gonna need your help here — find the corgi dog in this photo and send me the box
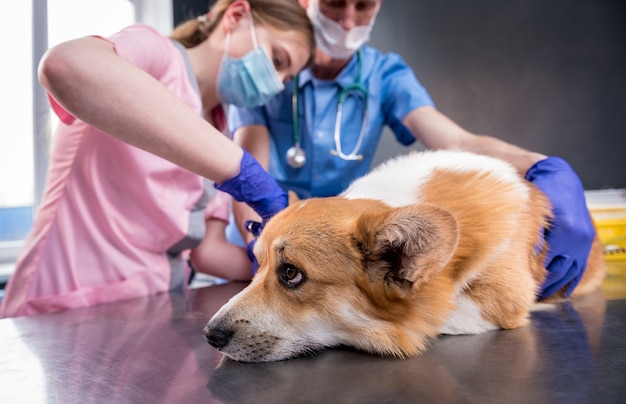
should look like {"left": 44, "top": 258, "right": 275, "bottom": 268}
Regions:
{"left": 203, "top": 150, "right": 605, "bottom": 362}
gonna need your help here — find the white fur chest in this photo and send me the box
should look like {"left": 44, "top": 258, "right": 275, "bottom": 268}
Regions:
{"left": 342, "top": 150, "right": 525, "bottom": 205}
{"left": 438, "top": 295, "right": 499, "bottom": 335}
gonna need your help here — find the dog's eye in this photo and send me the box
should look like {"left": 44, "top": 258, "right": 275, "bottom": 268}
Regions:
{"left": 278, "top": 264, "right": 305, "bottom": 289}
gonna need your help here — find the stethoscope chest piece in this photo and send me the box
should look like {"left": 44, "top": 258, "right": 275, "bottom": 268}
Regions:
{"left": 286, "top": 144, "right": 307, "bottom": 168}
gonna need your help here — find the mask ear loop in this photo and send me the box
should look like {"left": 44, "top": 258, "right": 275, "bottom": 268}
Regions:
{"left": 247, "top": 11, "right": 259, "bottom": 49}
{"left": 224, "top": 9, "right": 258, "bottom": 55}
{"left": 224, "top": 30, "right": 231, "bottom": 55}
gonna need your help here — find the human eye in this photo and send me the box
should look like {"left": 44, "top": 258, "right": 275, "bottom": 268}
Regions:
{"left": 325, "top": 0, "right": 346, "bottom": 9}
{"left": 272, "top": 48, "right": 289, "bottom": 71}
{"left": 356, "top": 1, "right": 377, "bottom": 12}
{"left": 273, "top": 54, "right": 282, "bottom": 69}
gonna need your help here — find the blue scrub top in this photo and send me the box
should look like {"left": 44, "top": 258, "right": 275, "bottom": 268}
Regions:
{"left": 228, "top": 45, "right": 435, "bottom": 198}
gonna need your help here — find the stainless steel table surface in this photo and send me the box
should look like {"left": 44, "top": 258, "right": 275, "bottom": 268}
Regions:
{"left": 1, "top": 281, "right": 625, "bottom": 403}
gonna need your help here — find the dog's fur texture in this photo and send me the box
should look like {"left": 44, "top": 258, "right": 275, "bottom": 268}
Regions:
{"left": 204, "top": 150, "right": 606, "bottom": 362}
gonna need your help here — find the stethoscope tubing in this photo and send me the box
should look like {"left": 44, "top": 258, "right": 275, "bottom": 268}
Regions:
{"left": 288, "top": 49, "right": 367, "bottom": 168}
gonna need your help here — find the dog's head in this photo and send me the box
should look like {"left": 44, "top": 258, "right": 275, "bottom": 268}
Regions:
{"left": 203, "top": 196, "right": 459, "bottom": 361}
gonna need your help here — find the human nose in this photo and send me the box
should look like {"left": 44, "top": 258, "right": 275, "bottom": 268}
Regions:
{"left": 337, "top": 6, "right": 357, "bottom": 30}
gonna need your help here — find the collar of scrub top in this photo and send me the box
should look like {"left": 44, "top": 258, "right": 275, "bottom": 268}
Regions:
{"left": 290, "top": 49, "right": 368, "bottom": 166}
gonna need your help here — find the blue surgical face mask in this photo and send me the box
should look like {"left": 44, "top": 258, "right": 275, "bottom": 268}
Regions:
{"left": 217, "top": 13, "right": 285, "bottom": 108}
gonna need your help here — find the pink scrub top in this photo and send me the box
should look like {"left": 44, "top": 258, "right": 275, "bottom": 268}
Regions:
{"left": 0, "top": 24, "right": 211, "bottom": 317}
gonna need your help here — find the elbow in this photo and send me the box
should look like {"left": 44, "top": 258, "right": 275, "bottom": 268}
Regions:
{"left": 38, "top": 38, "right": 97, "bottom": 96}
{"left": 38, "top": 43, "right": 74, "bottom": 93}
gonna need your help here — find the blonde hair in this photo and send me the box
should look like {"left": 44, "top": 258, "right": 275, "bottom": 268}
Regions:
{"left": 170, "top": 0, "right": 315, "bottom": 66}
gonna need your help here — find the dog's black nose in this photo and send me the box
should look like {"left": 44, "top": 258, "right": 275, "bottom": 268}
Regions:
{"left": 204, "top": 326, "right": 234, "bottom": 349}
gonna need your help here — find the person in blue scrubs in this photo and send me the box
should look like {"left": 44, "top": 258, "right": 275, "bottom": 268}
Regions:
{"left": 221, "top": 0, "right": 596, "bottom": 300}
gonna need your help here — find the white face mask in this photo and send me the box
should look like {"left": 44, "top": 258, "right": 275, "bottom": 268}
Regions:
{"left": 307, "top": 0, "right": 378, "bottom": 60}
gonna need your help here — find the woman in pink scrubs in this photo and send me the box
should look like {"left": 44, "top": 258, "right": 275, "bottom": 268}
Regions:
{"left": 0, "top": 0, "right": 314, "bottom": 317}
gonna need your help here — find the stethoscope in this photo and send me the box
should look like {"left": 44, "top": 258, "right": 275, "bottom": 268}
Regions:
{"left": 286, "top": 49, "right": 368, "bottom": 169}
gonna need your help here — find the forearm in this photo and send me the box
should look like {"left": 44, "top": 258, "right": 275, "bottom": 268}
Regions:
{"left": 404, "top": 107, "right": 546, "bottom": 176}
{"left": 233, "top": 201, "right": 261, "bottom": 245}
{"left": 190, "top": 220, "right": 253, "bottom": 281}
{"left": 39, "top": 37, "right": 242, "bottom": 183}
{"left": 458, "top": 134, "right": 546, "bottom": 176}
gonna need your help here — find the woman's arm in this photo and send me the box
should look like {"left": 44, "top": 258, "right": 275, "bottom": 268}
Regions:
{"left": 402, "top": 106, "right": 546, "bottom": 175}
{"left": 39, "top": 36, "right": 243, "bottom": 183}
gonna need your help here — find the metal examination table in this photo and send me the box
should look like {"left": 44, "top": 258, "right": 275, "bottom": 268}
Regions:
{"left": 1, "top": 280, "right": 625, "bottom": 403}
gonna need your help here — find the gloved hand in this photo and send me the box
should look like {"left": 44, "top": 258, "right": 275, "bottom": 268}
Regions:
{"left": 525, "top": 156, "right": 596, "bottom": 299}
{"left": 246, "top": 239, "right": 259, "bottom": 276}
{"left": 215, "top": 148, "right": 287, "bottom": 223}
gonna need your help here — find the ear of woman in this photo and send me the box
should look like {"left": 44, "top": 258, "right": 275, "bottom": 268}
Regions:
{"left": 223, "top": 0, "right": 252, "bottom": 33}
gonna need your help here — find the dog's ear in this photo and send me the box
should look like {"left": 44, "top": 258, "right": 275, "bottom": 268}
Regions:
{"left": 288, "top": 191, "right": 300, "bottom": 205}
{"left": 354, "top": 204, "right": 459, "bottom": 295}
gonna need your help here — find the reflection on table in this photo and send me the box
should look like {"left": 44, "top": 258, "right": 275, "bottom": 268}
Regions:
{"left": 1, "top": 280, "right": 625, "bottom": 403}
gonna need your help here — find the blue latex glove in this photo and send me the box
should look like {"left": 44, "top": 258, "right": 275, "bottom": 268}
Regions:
{"left": 525, "top": 157, "right": 596, "bottom": 299}
{"left": 216, "top": 150, "right": 284, "bottom": 278}
{"left": 215, "top": 149, "right": 288, "bottom": 223}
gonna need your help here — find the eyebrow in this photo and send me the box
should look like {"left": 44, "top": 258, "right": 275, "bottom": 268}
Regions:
{"left": 276, "top": 239, "right": 286, "bottom": 255}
